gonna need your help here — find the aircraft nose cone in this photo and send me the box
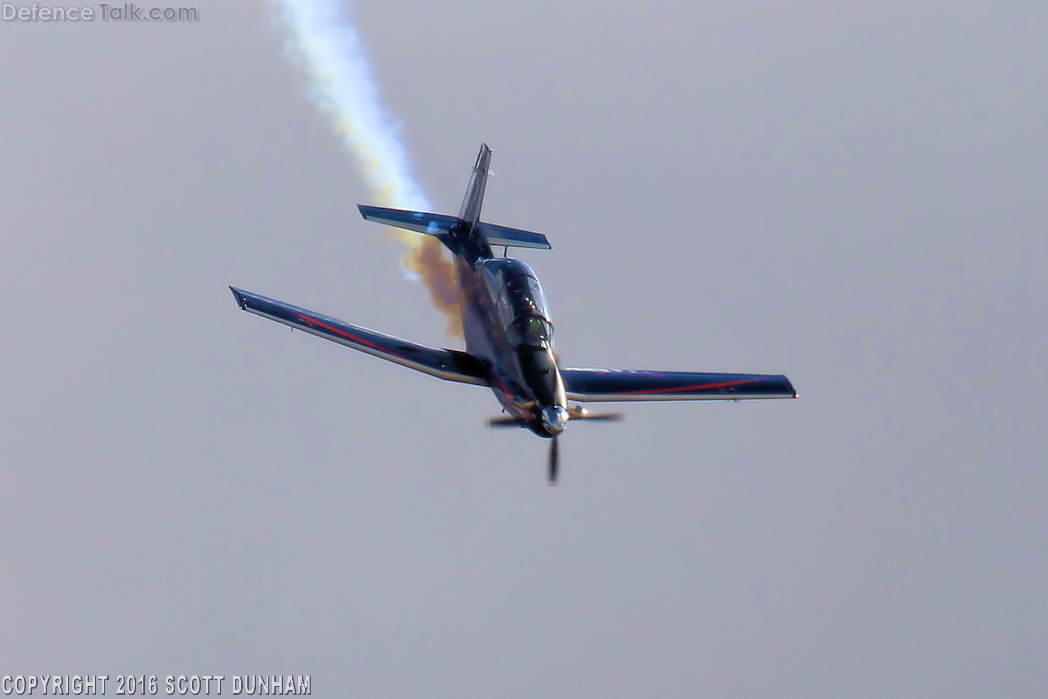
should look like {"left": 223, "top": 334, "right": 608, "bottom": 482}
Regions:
{"left": 541, "top": 405, "right": 569, "bottom": 436}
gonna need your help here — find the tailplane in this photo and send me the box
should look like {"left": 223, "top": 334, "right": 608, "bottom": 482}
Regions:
{"left": 358, "top": 144, "right": 550, "bottom": 255}
{"left": 357, "top": 206, "right": 457, "bottom": 242}
{"left": 475, "top": 221, "right": 550, "bottom": 250}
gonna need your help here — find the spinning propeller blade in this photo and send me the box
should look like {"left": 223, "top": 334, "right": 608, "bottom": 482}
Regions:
{"left": 575, "top": 412, "right": 624, "bottom": 422}
{"left": 568, "top": 407, "right": 625, "bottom": 422}
{"left": 486, "top": 416, "right": 525, "bottom": 427}
{"left": 548, "top": 437, "right": 559, "bottom": 486}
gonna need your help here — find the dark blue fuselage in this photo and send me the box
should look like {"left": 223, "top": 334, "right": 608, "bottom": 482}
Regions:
{"left": 450, "top": 238, "right": 566, "bottom": 437}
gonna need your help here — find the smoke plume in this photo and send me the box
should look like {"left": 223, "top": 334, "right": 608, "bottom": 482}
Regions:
{"left": 271, "top": 0, "right": 464, "bottom": 336}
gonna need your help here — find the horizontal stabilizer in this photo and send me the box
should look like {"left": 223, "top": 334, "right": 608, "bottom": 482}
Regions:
{"left": 358, "top": 205, "right": 458, "bottom": 237}
{"left": 561, "top": 369, "right": 796, "bottom": 402}
{"left": 475, "top": 221, "right": 551, "bottom": 250}
{"left": 230, "top": 287, "right": 489, "bottom": 386}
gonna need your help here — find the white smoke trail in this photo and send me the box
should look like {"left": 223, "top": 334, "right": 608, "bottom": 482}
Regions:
{"left": 270, "top": 0, "right": 463, "bottom": 335}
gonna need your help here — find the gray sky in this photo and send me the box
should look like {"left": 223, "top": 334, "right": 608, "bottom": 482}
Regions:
{"left": 1, "top": 1, "right": 1046, "bottom": 696}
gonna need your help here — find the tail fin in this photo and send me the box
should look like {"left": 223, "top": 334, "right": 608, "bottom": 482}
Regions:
{"left": 458, "top": 144, "right": 551, "bottom": 250}
{"left": 458, "top": 143, "right": 491, "bottom": 230}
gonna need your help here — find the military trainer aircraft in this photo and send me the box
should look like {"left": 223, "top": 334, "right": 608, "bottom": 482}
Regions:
{"left": 230, "top": 144, "right": 796, "bottom": 484}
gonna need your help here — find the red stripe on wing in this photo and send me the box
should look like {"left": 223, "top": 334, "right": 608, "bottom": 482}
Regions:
{"left": 619, "top": 377, "right": 763, "bottom": 395}
{"left": 295, "top": 314, "right": 393, "bottom": 356}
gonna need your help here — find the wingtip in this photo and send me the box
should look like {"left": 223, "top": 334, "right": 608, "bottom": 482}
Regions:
{"left": 229, "top": 286, "right": 247, "bottom": 310}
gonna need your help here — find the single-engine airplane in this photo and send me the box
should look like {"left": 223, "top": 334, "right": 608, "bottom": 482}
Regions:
{"left": 230, "top": 144, "right": 796, "bottom": 484}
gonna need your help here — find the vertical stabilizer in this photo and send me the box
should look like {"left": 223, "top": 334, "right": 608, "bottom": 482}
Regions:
{"left": 458, "top": 144, "right": 492, "bottom": 231}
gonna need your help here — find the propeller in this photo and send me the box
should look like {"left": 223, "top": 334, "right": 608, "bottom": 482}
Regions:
{"left": 573, "top": 412, "right": 624, "bottom": 422}
{"left": 486, "top": 406, "right": 623, "bottom": 486}
{"left": 548, "top": 437, "right": 559, "bottom": 486}
{"left": 486, "top": 416, "right": 526, "bottom": 428}
{"left": 567, "top": 406, "right": 625, "bottom": 422}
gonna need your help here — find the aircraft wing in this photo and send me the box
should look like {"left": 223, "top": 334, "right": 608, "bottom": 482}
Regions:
{"left": 229, "top": 287, "right": 489, "bottom": 386}
{"left": 561, "top": 369, "right": 796, "bottom": 402}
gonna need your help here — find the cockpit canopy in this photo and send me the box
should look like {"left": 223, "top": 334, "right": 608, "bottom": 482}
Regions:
{"left": 502, "top": 274, "right": 550, "bottom": 320}
{"left": 480, "top": 258, "right": 554, "bottom": 347}
{"left": 511, "top": 315, "right": 553, "bottom": 348}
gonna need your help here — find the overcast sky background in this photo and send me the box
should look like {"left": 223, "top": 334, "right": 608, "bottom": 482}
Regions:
{"left": 1, "top": 1, "right": 1046, "bottom": 696}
